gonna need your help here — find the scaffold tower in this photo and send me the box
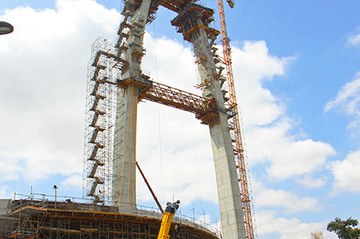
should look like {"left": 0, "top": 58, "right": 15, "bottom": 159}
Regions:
{"left": 84, "top": 37, "right": 124, "bottom": 203}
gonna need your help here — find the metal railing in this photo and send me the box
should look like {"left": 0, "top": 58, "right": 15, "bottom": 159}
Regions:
{"left": 10, "top": 193, "right": 221, "bottom": 237}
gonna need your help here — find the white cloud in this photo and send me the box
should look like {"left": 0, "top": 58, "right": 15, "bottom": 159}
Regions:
{"left": 231, "top": 42, "right": 335, "bottom": 179}
{"left": 0, "top": 185, "right": 11, "bottom": 198}
{"left": 296, "top": 175, "right": 326, "bottom": 189}
{"left": 232, "top": 41, "right": 289, "bottom": 127}
{"left": 331, "top": 149, "right": 360, "bottom": 193}
{"left": 347, "top": 32, "right": 360, "bottom": 46}
{"left": 325, "top": 72, "right": 360, "bottom": 134}
{"left": 256, "top": 211, "right": 328, "bottom": 239}
{"left": 255, "top": 188, "right": 320, "bottom": 213}
{"left": 252, "top": 180, "right": 321, "bottom": 213}
{"left": 0, "top": 0, "right": 119, "bottom": 183}
{"left": 247, "top": 119, "right": 335, "bottom": 179}
{"left": 61, "top": 174, "right": 83, "bottom": 190}
{"left": 142, "top": 33, "right": 198, "bottom": 92}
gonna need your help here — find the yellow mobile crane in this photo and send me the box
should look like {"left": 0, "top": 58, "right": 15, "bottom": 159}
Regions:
{"left": 136, "top": 162, "right": 180, "bottom": 238}
{"left": 157, "top": 200, "right": 180, "bottom": 239}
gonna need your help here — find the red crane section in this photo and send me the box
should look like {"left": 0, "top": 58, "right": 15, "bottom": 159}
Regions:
{"left": 216, "top": 0, "right": 255, "bottom": 237}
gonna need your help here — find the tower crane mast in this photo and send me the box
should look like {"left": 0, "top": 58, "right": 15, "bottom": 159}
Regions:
{"left": 216, "top": 0, "right": 255, "bottom": 238}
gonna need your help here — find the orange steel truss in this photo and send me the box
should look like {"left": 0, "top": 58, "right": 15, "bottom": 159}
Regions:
{"left": 116, "top": 77, "right": 219, "bottom": 126}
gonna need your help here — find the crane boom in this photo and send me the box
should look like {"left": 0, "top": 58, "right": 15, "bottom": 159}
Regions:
{"left": 216, "top": 0, "right": 256, "bottom": 238}
{"left": 157, "top": 200, "right": 180, "bottom": 239}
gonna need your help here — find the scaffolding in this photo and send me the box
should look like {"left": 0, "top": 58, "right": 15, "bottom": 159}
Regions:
{"left": 83, "top": 37, "right": 123, "bottom": 203}
{"left": 4, "top": 195, "right": 220, "bottom": 239}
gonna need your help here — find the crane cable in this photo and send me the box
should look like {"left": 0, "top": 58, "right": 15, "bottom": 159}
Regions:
{"left": 151, "top": 21, "right": 164, "bottom": 176}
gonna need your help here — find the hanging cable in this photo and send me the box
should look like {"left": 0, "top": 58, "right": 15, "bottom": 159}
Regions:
{"left": 151, "top": 21, "right": 163, "bottom": 176}
{"left": 191, "top": 122, "right": 205, "bottom": 219}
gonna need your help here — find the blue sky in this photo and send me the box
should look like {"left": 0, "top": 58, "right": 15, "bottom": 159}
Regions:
{"left": 1, "top": 0, "right": 360, "bottom": 238}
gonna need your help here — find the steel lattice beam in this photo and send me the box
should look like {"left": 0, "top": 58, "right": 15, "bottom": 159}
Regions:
{"left": 117, "top": 77, "right": 219, "bottom": 126}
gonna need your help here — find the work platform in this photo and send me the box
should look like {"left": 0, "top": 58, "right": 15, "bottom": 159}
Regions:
{"left": 1, "top": 196, "right": 220, "bottom": 239}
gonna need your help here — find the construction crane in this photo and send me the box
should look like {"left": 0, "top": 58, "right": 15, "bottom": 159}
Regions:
{"left": 216, "top": 0, "right": 256, "bottom": 238}
{"left": 157, "top": 200, "right": 180, "bottom": 239}
{"left": 136, "top": 162, "right": 180, "bottom": 239}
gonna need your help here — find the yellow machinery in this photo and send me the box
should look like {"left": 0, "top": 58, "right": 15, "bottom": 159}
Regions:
{"left": 157, "top": 200, "right": 180, "bottom": 239}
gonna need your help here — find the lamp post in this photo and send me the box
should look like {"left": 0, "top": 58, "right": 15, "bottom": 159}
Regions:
{"left": 53, "top": 185, "right": 58, "bottom": 211}
{"left": 0, "top": 21, "right": 14, "bottom": 35}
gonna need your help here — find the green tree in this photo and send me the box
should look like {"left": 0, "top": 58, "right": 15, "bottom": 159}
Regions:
{"left": 327, "top": 217, "right": 360, "bottom": 239}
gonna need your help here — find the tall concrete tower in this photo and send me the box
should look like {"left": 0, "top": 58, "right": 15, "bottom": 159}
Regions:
{"left": 171, "top": 5, "right": 246, "bottom": 238}
{"left": 111, "top": 0, "right": 152, "bottom": 210}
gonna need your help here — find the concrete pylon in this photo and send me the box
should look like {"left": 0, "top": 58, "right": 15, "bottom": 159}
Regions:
{"left": 112, "top": 0, "right": 151, "bottom": 210}
{"left": 194, "top": 25, "right": 247, "bottom": 239}
{"left": 171, "top": 6, "right": 247, "bottom": 239}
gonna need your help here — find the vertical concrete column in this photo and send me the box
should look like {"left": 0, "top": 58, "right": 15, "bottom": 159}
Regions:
{"left": 113, "top": 85, "right": 138, "bottom": 209}
{"left": 190, "top": 17, "right": 247, "bottom": 239}
{"left": 112, "top": 0, "right": 151, "bottom": 209}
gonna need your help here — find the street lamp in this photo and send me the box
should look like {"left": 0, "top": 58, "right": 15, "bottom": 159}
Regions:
{"left": 53, "top": 185, "right": 58, "bottom": 211}
{"left": 0, "top": 21, "right": 14, "bottom": 35}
